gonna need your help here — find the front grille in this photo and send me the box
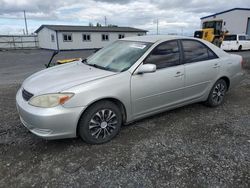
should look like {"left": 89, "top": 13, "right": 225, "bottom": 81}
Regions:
{"left": 22, "top": 89, "right": 34, "bottom": 101}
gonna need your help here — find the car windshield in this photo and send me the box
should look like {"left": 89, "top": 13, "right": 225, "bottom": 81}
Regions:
{"left": 84, "top": 40, "right": 152, "bottom": 72}
{"left": 224, "top": 35, "right": 237, "bottom": 41}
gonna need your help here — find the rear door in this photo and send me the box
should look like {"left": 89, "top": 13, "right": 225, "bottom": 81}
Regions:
{"left": 246, "top": 36, "right": 250, "bottom": 49}
{"left": 238, "top": 35, "right": 247, "bottom": 49}
{"left": 181, "top": 39, "right": 219, "bottom": 101}
{"left": 239, "top": 35, "right": 250, "bottom": 50}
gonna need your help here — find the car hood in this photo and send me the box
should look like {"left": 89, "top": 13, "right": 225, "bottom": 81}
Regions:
{"left": 22, "top": 61, "right": 117, "bottom": 94}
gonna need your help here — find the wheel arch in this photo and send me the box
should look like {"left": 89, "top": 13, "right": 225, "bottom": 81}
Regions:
{"left": 76, "top": 97, "right": 127, "bottom": 136}
{"left": 219, "top": 76, "right": 230, "bottom": 90}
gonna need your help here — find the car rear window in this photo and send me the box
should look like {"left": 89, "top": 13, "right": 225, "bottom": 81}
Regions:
{"left": 224, "top": 35, "right": 237, "bottom": 41}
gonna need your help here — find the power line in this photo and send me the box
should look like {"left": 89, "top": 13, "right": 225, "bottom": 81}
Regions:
{"left": 156, "top": 19, "right": 159, "bottom": 35}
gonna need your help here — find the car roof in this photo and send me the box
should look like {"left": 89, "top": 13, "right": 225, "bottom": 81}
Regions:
{"left": 122, "top": 34, "right": 229, "bottom": 58}
{"left": 226, "top": 34, "right": 248, "bottom": 36}
{"left": 121, "top": 35, "right": 192, "bottom": 43}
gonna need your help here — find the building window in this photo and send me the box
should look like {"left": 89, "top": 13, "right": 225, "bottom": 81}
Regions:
{"left": 102, "top": 34, "right": 109, "bottom": 41}
{"left": 138, "top": 33, "right": 144, "bottom": 36}
{"left": 63, "top": 34, "right": 72, "bottom": 42}
{"left": 51, "top": 34, "right": 55, "bottom": 42}
{"left": 83, "top": 34, "right": 91, "bottom": 41}
{"left": 118, "top": 34, "right": 125, "bottom": 39}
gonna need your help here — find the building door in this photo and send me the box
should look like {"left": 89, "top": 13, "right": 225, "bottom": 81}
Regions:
{"left": 247, "top": 18, "right": 250, "bottom": 36}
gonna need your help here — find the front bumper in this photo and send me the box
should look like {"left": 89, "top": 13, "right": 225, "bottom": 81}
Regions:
{"left": 16, "top": 88, "right": 85, "bottom": 139}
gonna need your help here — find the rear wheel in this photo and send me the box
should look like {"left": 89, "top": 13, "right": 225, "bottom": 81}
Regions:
{"left": 78, "top": 101, "right": 122, "bottom": 144}
{"left": 206, "top": 79, "right": 227, "bottom": 107}
{"left": 238, "top": 45, "right": 242, "bottom": 51}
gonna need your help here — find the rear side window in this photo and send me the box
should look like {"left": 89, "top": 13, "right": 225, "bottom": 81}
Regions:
{"left": 224, "top": 35, "right": 237, "bottom": 41}
{"left": 181, "top": 40, "right": 217, "bottom": 63}
{"left": 144, "top": 40, "right": 180, "bottom": 69}
{"left": 239, "top": 36, "right": 246, "bottom": 40}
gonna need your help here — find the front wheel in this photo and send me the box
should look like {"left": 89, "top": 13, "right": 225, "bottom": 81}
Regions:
{"left": 206, "top": 79, "right": 227, "bottom": 107}
{"left": 78, "top": 101, "right": 122, "bottom": 144}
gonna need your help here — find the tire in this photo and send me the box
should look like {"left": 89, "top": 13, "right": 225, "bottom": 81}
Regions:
{"left": 78, "top": 101, "right": 122, "bottom": 144}
{"left": 205, "top": 79, "right": 227, "bottom": 107}
{"left": 238, "top": 45, "right": 242, "bottom": 51}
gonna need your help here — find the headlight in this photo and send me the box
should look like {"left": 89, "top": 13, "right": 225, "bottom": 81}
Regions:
{"left": 28, "top": 93, "right": 74, "bottom": 108}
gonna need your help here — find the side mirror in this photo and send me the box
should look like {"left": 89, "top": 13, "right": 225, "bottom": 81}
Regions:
{"left": 137, "top": 64, "right": 156, "bottom": 74}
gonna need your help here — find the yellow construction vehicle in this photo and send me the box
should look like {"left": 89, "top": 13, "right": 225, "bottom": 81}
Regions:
{"left": 194, "top": 20, "right": 227, "bottom": 47}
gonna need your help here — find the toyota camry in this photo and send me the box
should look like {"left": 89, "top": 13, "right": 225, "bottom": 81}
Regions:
{"left": 16, "top": 35, "right": 244, "bottom": 144}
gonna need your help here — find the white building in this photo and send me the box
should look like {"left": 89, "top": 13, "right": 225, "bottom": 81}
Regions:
{"left": 201, "top": 8, "right": 250, "bottom": 35}
{"left": 35, "top": 25, "right": 147, "bottom": 50}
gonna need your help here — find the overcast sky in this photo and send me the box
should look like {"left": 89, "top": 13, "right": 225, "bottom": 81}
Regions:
{"left": 0, "top": 0, "right": 250, "bottom": 35}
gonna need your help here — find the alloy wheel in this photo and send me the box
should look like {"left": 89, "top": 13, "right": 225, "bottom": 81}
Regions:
{"left": 88, "top": 109, "right": 118, "bottom": 139}
{"left": 212, "top": 82, "right": 226, "bottom": 105}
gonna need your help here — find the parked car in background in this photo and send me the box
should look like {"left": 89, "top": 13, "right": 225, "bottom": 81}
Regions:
{"left": 221, "top": 34, "right": 250, "bottom": 51}
{"left": 16, "top": 35, "right": 244, "bottom": 144}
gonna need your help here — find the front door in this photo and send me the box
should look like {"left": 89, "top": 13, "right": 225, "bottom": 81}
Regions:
{"left": 131, "top": 40, "right": 185, "bottom": 118}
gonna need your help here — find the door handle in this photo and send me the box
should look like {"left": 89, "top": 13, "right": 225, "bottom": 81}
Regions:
{"left": 213, "top": 63, "right": 220, "bottom": 68}
{"left": 174, "top": 71, "right": 184, "bottom": 77}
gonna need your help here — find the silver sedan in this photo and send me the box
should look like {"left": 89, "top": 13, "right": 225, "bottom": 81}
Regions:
{"left": 16, "top": 35, "right": 244, "bottom": 144}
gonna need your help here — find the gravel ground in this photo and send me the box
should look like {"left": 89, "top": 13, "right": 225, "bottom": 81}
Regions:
{"left": 0, "top": 49, "right": 249, "bottom": 187}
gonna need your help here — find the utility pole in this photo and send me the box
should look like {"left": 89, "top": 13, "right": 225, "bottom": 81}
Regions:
{"left": 104, "top": 16, "right": 107, "bottom": 26}
{"left": 156, "top": 19, "right": 159, "bottom": 35}
{"left": 23, "top": 10, "right": 28, "bottom": 35}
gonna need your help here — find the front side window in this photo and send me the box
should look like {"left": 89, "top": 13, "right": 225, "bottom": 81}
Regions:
{"left": 102, "top": 34, "right": 109, "bottom": 41}
{"left": 224, "top": 35, "right": 237, "bottom": 41}
{"left": 144, "top": 40, "right": 180, "bottom": 69}
{"left": 182, "top": 40, "right": 217, "bottom": 63}
{"left": 85, "top": 40, "right": 152, "bottom": 72}
{"left": 63, "top": 34, "right": 72, "bottom": 42}
{"left": 83, "top": 34, "right": 91, "bottom": 41}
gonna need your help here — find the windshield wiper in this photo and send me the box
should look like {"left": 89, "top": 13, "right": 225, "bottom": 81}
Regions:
{"left": 82, "top": 58, "right": 88, "bottom": 64}
{"left": 82, "top": 59, "right": 105, "bottom": 70}
{"left": 82, "top": 60, "right": 116, "bottom": 72}
{"left": 87, "top": 64, "right": 108, "bottom": 70}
